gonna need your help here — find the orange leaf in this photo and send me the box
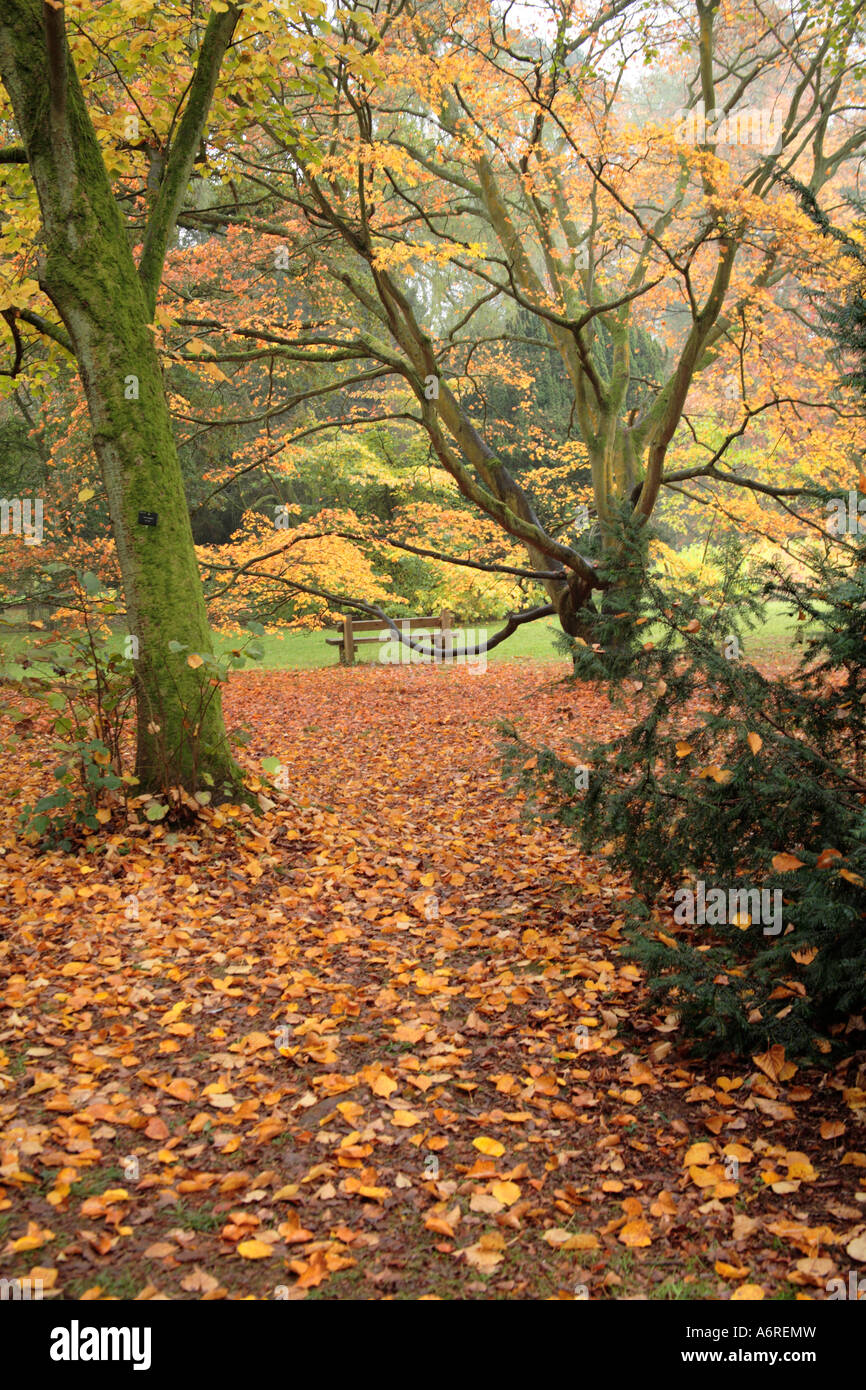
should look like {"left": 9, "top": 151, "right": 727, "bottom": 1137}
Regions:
{"left": 772, "top": 853, "right": 805, "bottom": 872}
{"left": 618, "top": 1219, "right": 653, "bottom": 1247}
{"left": 816, "top": 848, "right": 842, "bottom": 868}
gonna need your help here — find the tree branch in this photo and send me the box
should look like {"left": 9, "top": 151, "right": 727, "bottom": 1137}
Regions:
{"left": 138, "top": 4, "right": 240, "bottom": 317}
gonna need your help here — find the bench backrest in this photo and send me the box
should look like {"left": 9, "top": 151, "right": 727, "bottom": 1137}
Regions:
{"left": 331, "top": 614, "right": 452, "bottom": 633}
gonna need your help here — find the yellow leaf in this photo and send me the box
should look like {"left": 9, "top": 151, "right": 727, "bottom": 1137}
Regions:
{"left": 165, "top": 1078, "right": 196, "bottom": 1101}
{"left": 12, "top": 1234, "right": 46, "bottom": 1252}
{"left": 371, "top": 1074, "right": 397, "bottom": 1098}
{"left": 786, "top": 1153, "right": 817, "bottom": 1182}
{"left": 542, "top": 1228, "right": 574, "bottom": 1247}
{"left": 160, "top": 1001, "right": 188, "bottom": 1027}
{"left": 273, "top": 1184, "right": 300, "bottom": 1200}
{"left": 473, "top": 1136, "right": 505, "bottom": 1158}
{"left": 424, "top": 1215, "right": 455, "bottom": 1237}
{"left": 544, "top": 1228, "right": 600, "bottom": 1250}
{"left": 11, "top": 1223, "right": 54, "bottom": 1253}
{"left": 464, "top": 1242, "right": 503, "bottom": 1273}
{"left": 237, "top": 1239, "right": 274, "bottom": 1259}
{"left": 618, "top": 1219, "right": 652, "bottom": 1247}
{"left": 293, "top": 1251, "right": 331, "bottom": 1288}
{"left": 390, "top": 1110, "right": 421, "bottom": 1127}
{"left": 683, "top": 1142, "right": 714, "bottom": 1167}
{"left": 187, "top": 653, "right": 204, "bottom": 669}
{"left": 392, "top": 1023, "right": 425, "bottom": 1043}
{"left": 747, "top": 732, "right": 763, "bottom": 753}
{"left": 563, "top": 1231, "right": 600, "bottom": 1250}
{"left": 489, "top": 1181, "right": 521, "bottom": 1206}
{"left": 731, "top": 1284, "right": 765, "bottom": 1300}
{"left": 689, "top": 1165, "right": 722, "bottom": 1188}
{"left": 697, "top": 764, "right": 733, "bottom": 783}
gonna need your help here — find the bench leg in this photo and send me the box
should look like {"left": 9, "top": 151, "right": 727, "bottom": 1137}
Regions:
{"left": 342, "top": 616, "right": 355, "bottom": 666}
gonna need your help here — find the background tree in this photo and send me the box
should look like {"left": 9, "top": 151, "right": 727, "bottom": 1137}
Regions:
{"left": 168, "top": 0, "right": 863, "bottom": 640}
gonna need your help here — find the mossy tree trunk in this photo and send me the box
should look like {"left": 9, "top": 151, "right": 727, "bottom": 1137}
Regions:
{"left": 0, "top": 0, "right": 243, "bottom": 792}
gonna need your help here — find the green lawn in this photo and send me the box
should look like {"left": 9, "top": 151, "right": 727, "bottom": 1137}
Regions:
{"left": 0, "top": 602, "right": 805, "bottom": 680}
{"left": 216, "top": 618, "right": 567, "bottom": 669}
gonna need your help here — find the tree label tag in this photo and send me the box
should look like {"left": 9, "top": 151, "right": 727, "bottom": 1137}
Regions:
{"left": 137, "top": 511, "right": 158, "bottom": 527}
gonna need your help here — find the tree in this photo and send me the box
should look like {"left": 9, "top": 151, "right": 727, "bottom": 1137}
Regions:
{"left": 169, "top": 0, "right": 865, "bottom": 642}
{"left": 0, "top": 0, "right": 250, "bottom": 791}
{"left": 503, "top": 188, "right": 866, "bottom": 1058}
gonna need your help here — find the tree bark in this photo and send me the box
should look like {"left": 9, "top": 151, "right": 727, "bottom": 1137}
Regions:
{"left": 0, "top": 0, "right": 243, "bottom": 792}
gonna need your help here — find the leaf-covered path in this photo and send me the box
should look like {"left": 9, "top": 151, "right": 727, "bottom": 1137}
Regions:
{"left": 1, "top": 663, "right": 864, "bottom": 1299}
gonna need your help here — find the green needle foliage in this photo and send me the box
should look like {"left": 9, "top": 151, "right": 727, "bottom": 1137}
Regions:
{"left": 505, "top": 520, "right": 866, "bottom": 1057}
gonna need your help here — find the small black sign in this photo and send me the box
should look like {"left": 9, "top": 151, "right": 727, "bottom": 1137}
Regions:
{"left": 138, "top": 511, "right": 158, "bottom": 527}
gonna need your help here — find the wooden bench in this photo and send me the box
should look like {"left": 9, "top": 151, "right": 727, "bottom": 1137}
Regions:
{"left": 326, "top": 609, "right": 455, "bottom": 666}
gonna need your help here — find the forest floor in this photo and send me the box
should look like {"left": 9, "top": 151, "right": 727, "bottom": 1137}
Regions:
{"left": 1, "top": 660, "right": 864, "bottom": 1301}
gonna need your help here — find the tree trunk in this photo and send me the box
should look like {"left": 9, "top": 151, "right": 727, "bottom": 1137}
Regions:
{"left": 65, "top": 292, "right": 239, "bottom": 793}
{"left": 0, "top": 0, "right": 243, "bottom": 793}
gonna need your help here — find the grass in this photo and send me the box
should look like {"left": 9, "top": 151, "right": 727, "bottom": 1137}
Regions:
{"left": 215, "top": 618, "right": 566, "bottom": 669}
{"left": 0, "top": 601, "right": 804, "bottom": 680}
{"left": 67, "top": 1268, "right": 143, "bottom": 1301}
{"left": 217, "top": 599, "right": 805, "bottom": 667}
{"left": 167, "top": 1200, "right": 221, "bottom": 1233}
{"left": 68, "top": 1165, "right": 125, "bottom": 1201}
